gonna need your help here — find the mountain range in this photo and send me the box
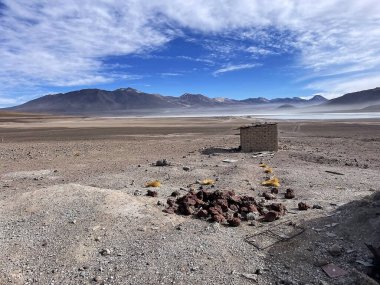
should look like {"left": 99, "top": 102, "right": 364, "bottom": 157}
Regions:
{"left": 6, "top": 87, "right": 380, "bottom": 115}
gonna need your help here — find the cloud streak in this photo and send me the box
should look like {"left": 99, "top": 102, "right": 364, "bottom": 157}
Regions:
{"left": 213, "top": 63, "right": 260, "bottom": 76}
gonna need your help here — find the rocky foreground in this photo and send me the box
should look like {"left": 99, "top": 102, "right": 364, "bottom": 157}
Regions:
{"left": 0, "top": 116, "right": 379, "bottom": 285}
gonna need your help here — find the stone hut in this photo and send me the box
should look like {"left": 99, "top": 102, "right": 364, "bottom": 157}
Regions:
{"left": 240, "top": 123, "right": 278, "bottom": 152}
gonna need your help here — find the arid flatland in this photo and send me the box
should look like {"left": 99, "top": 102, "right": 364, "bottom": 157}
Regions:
{"left": 1, "top": 114, "right": 379, "bottom": 285}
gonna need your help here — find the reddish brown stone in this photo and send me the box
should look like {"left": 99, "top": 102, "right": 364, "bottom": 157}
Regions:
{"left": 298, "top": 202, "right": 310, "bottom": 211}
{"left": 208, "top": 206, "right": 223, "bottom": 216}
{"left": 215, "top": 199, "right": 229, "bottom": 212}
{"left": 264, "top": 211, "right": 279, "bottom": 222}
{"left": 184, "top": 197, "right": 197, "bottom": 206}
{"left": 263, "top": 192, "right": 276, "bottom": 200}
{"left": 228, "top": 195, "right": 241, "bottom": 204}
{"left": 285, "top": 188, "right": 295, "bottom": 199}
{"left": 271, "top": 188, "right": 279, "bottom": 194}
{"left": 167, "top": 198, "right": 175, "bottom": 207}
{"left": 229, "top": 204, "right": 239, "bottom": 212}
{"left": 147, "top": 190, "right": 158, "bottom": 197}
{"left": 212, "top": 214, "right": 226, "bottom": 223}
{"left": 228, "top": 217, "right": 241, "bottom": 227}
{"left": 163, "top": 207, "right": 175, "bottom": 214}
{"left": 196, "top": 209, "right": 209, "bottom": 218}
{"left": 269, "top": 203, "right": 287, "bottom": 216}
{"left": 240, "top": 206, "right": 249, "bottom": 213}
{"left": 247, "top": 204, "right": 259, "bottom": 213}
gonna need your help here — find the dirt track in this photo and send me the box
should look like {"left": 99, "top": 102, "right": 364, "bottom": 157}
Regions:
{"left": 0, "top": 115, "right": 379, "bottom": 284}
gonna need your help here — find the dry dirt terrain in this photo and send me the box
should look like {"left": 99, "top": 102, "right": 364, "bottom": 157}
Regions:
{"left": 0, "top": 113, "right": 379, "bottom": 285}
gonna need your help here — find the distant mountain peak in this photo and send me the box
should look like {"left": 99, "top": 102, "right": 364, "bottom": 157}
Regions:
{"left": 116, "top": 87, "right": 138, "bottom": 92}
{"left": 308, "top": 94, "right": 328, "bottom": 103}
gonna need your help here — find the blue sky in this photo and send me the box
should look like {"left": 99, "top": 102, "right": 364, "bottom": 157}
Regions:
{"left": 1, "top": 0, "right": 380, "bottom": 107}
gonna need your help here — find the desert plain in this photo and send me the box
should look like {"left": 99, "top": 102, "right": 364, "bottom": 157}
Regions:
{"left": 0, "top": 113, "right": 379, "bottom": 285}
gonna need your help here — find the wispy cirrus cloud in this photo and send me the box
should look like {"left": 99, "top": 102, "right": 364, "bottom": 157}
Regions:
{"left": 213, "top": 63, "right": 261, "bottom": 76}
{"left": 0, "top": 0, "right": 380, "bottom": 105}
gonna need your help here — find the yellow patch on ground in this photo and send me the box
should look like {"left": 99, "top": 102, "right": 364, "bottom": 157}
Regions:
{"left": 145, "top": 180, "right": 161, "bottom": 187}
{"left": 262, "top": 177, "right": 280, "bottom": 187}
{"left": 201, "top": 179, "right": 215, "bottom": 185}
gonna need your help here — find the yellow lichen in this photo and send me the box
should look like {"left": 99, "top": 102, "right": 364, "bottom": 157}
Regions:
{"left": 145, "top": 180, "right": 161, "bottom": 187}
{"left": 259, "top": 163, "right": 267, "bottom": 168}
{"left": 262, "top": 177, "right": 280, "bottom": 187}
{"left": 264, "top": 167, "right": 273, "bottom": 173}
{"left": 200, "top": 179, "right": 215, "bottom": 185}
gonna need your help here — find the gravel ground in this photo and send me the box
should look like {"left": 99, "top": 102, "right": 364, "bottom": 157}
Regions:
{"left": 0, "top": 116, "right": 379, "bottom": 285}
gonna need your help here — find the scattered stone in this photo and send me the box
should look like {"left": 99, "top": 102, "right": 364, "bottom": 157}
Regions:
{"left": 100, "top": 248, "right": 111, "bottom": 256}
{"left": 246, "top": 212, "right": 259, "bottom": 221}
{"left": 70, "top": 219, "right": 77, "bottom": 224}
{"left": 183, "top": 166, "right": 190, "bottom": 171}
{"left": 93, "top": 276, "right": 102, "bottom": 283}
{"left": 329, "top": 244, "right": 343, "bottom": 257}
{"left": 171, "top": 190, "right": 180, "bottom": 197}
{"left": 313, "top": 204, "right": 323, "bottom": 209}
{"left": 263, "top": 192, "right": 276, "bottom": 200}
{"left": 326, "top": 232, "right": 337, "bottom": 238}
{"left": 94, "top": 236, "right": 101, "bottom": 242}
{"left": 285, "top": 188, "right": 295, "bottom": 199}
{"left": 228, "top": 217, "right": 241, "bottom": 227}
{"left": 146, "top": 190, "right": 158, "bottom": 197}
{"left": 271, "top": 188, "right": 279, "bottom": 194}
{"left": 155, "top": 159, "right": 170, "bottom": 166}
{"left": 133, "top": 190, "right": 141, "bottom": 196}
{"left": 264, "top": 211, "right": 279, "bottom": 222}
{"left": 298, "top": 202, "right": 310, "bottom": 211}
{"left": 240, "top": 273, "right": 258, "bottom": 282}
{"left": 157, "top": 200, "right": 165, "bottom": 206}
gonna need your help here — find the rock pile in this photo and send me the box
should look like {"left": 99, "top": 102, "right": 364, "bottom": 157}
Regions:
{"left": 163, "top": 189, "right": 287, "bottom": 226}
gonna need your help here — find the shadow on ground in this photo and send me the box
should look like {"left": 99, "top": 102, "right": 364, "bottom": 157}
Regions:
{"left": 200, "top": 147, "right": 240, "bottom": 155}
{"left": 260, "top": 191, "right": 380, "bottom": 285}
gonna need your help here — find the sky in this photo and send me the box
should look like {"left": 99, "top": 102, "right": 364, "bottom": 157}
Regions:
{"left": 1, "top": 0, "right": 380, "bottom": 107}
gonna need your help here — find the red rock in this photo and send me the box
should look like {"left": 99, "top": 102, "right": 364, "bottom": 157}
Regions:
{"left": 298, "top": 202, "right": 310, "bottom": 211}
{"left": 271, "top": 188, "right": 279, "bottom": 194}
{"left": 212, "top": 214, "right": 225, "bottom": 223}
{"left": 269, "top": 203, "right": 287, "bottom": 215}
{"left": 163, "top": 207, "right": 175, "bottom": 214}
{"left": 263, "top": 192, "right": 276, "bottom": 200}
{"left": 247, "top": 204, "right": 259, "bottom": 213}
{"left": 228, "top": 195, "right": 241, "bottom": 204}
{"left": 196, "top": 209, "right": 209, "bottom": 218}
{"left": 167, "top": 198, "right": 175, "bottom": 207}
{"left": 285, "top": 188, "right": 295, "bottom": 199}
{"left": 147, "top": 190, "right": 158, "bottom": 197}
{"left": 228, "top": 217, "right": 241, "bottom": 227}
{"left": 264, "top": 211, "right": 279, "bottom": 222}
{"left": 240, "top": 206, "right": 249, "bottom": 213}
{"left": 229, "top": 204, "right": 239, "bottom": 212}
{"left": 215, "top": 199, "right": 229, "bottom": 212}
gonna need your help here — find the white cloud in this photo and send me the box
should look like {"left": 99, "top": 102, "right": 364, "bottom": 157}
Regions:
{"left": 0, "top": 0, "right": 380, "bottom": 104}
{"left": 213, "top": 63, "right": 260, "bottom": 76}
{"left": 160, "top": 72, "right": 182, "bottom": 77}
{"left": 246, "top": 46, "right": 274, "bottom": 56}
{"left": 306, "top": 74, "right": 380, "bottom": 97}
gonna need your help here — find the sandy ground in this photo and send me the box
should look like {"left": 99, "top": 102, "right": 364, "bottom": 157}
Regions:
{"left": 0, "top": 115, "right": 379, "bottom": 285}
